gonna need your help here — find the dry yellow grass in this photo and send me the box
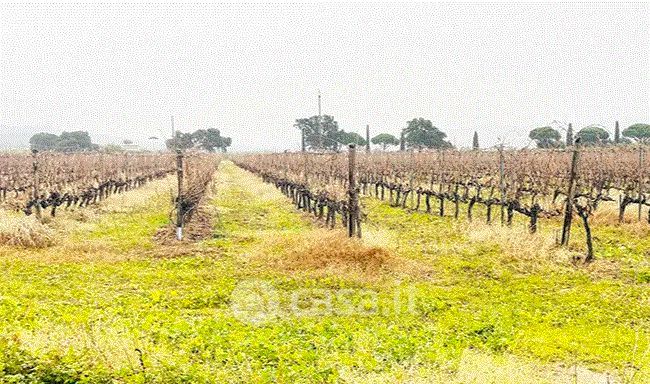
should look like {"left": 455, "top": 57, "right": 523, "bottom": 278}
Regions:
{"left": 464, "top": 220, "right": 628, "bottom": 279}
{"left": 0, "top": 214, "right": 55, "bottom": 248}
{"left": 592, "top": 201, "right": 650, "bottom": 229}
{"left": 467, "top": 223, "right": 570, "bottom": 262}
{"left": 254, "top": 229, "right": 434, "bottom": 281}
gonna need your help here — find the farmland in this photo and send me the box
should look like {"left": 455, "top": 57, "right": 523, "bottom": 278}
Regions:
{"left": 235, "top": 146, "right": 649, "bottom": 260}
{"left": 0, "top": 150, "right": 648, "bottom": 383}
{"left": 2, "top": 1, "right": 649, "bottom": 382}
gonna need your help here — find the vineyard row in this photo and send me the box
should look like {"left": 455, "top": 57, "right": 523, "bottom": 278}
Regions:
{"left": 234, "top": 146, "right": 649, "bottom": 259}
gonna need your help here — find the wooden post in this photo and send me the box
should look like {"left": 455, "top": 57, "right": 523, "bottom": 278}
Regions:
{"left": 639, "top": 146, "right": 645, "bottom": 221}
{"left": 499, "top": 144, "right": 505, "bottom": 225}
{"left": 176, "top": 150, "right": 184, "bottom": 240}
{"left": 348, "top": 143, "right": 360, "bottom": 238}
{"left": 561, "top": 141, "right": 580, "bottom": 246}
{"left": 301, "top": 127, "right": 306, "bottom": 152}
{"left": 31, "top": 149, "right": 42, "bottom": 221}
{"left": 366, "top": 125, "right": 370, "bottom": 152}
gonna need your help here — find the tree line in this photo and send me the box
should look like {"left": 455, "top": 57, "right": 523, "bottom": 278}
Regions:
{"left": 529, "top": 122, "right": 650, "bottom": 148}
{"left": 296, "top": 114, "right": 649, "bottom": 152}
{"left": 295, "top": 115, "right": 452, "bottom": 151}
{"left": 28, "top": 128, "right": 233, "bottom": 153}
{"left": 29, "top": 131, "right": 99, "bottom": 152}
{"left": 165, "top": 129, "right": 232, "bottom": 152}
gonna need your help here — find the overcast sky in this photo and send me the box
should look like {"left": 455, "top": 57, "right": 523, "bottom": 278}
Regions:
{"left": 1, "top": 3, "right": 648, "bottom": 151}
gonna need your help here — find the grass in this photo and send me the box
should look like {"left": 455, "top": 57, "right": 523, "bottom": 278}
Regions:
{"left": 0, "top": 161, "right": 648, "bottom": 383}
{"left": 0, "top": 214, "right": 54, "bottom": 248}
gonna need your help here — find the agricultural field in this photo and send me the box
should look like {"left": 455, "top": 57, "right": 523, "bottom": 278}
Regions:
{"left": 0, "top": 149, "right": 648, "bottom": 383}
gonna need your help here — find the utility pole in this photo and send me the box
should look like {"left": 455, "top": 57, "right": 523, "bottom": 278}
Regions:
{"left": 170, "top": 115, "right": 176, "bottom": 152}
{"left": 366, "top": 125, "right": 370, "bottom": 152}
{"left": 317, "top": 90, "right": 322, "bottom": 149}
{"left": 566, "top": 123, "right": 573, "bottom": 146}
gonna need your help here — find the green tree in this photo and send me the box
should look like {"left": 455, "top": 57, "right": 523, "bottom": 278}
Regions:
{"left": 295, "top": 115, "right": 340, "bottom": 151}
{"left": 576, "top": 126, "right": 610, "bottom": 146}
{"left": 192, "top": 128, "right": 226, "bottom": 152}
{"left": 55, "top": 131, "right": 95, "bottom": 152}
{"left": 29, "top": 133, "right": 59, "bottom": 151}
{"left": 403, "top": 118, "right": 452, "bottom": 150}
{"left": 338, "top": 131, "right": 366, "bottom": 147}
{"left": 166, "top": 129, "right": 232, "bottom": 152}
{"left": 614, "top": 121, "right": 620, "bottom": 144}
{"left": 221, "top": 137, "right": 232, "bottom": 152}
{"left": 622, "top": 123, "right": 650, "bottom": 144}
{"left": 371, "top": 133, "right": 399, "bottom": 150}
{"left": 165, "top": 131, "right": 194, "bottom": 151}
{"left": 529, "top": 126, "right": 561, "bottom": 148}
{"left": 472, "top": 131, "right": 479, "bottom": 150}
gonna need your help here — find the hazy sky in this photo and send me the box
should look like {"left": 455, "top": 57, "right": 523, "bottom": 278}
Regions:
{"left": 1, "top": 3, "right": 648, "bottom": 151}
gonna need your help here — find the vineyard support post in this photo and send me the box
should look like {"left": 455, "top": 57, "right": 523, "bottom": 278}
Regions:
{"left": 176, "top": 150, "right": 184, "bottom": 241}
{"left": 348, "top": 143, "right": 360, "bottom": 238}
{"left": 31, "top": 149, "right": 42, "bottom": 222}
{"left": 639, "top": 146, "right": 645, "bottom": 222}
{"left": 499, "top": 144, "right": 505, "bottom": 225}
{"left": 561, "top": 142, "right": 580, "bottom": 246}
{"left": 303, "top": 151, "right": 308, "bottom": 185}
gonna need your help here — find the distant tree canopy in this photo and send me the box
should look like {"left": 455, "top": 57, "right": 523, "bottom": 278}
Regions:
{"left": 56, "top": 131, "right": 95, "bottom": 152}
{"left": 402, "top": 118, "right": 453, "bottom": 150}
{"left": 166, "top": 132, "right": 194, "bottom": 151}
{"left": 29, "top": 133, "right": 59, "bottom": 151}
{"left": 371, "top": 133, "right": 400, "bottom": 150}
{"left": 338, "top": 131, "right": 367, "bottom": 147}
{"left": 166, "top": 128, "right": 232, "bottom": 152}
{"left": 623, "top": 123, "right": 650, "bottom": 144}
{"left": 529, "top": 126, "right": 562, "bottom": 148}
{"left": 29, "top": 131, "right": 98, "bottom": 152}
{"left": 295, "top": 115, "right": 367, "bottom": 151}
{"left": 576, "top": 126, "right": 610, "bottom": 146}
{"left": 295, "top": 115, "right": 339, "bottom": 151}
{"left": 192, "top": 129, "right": 232, "bottom": 152}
